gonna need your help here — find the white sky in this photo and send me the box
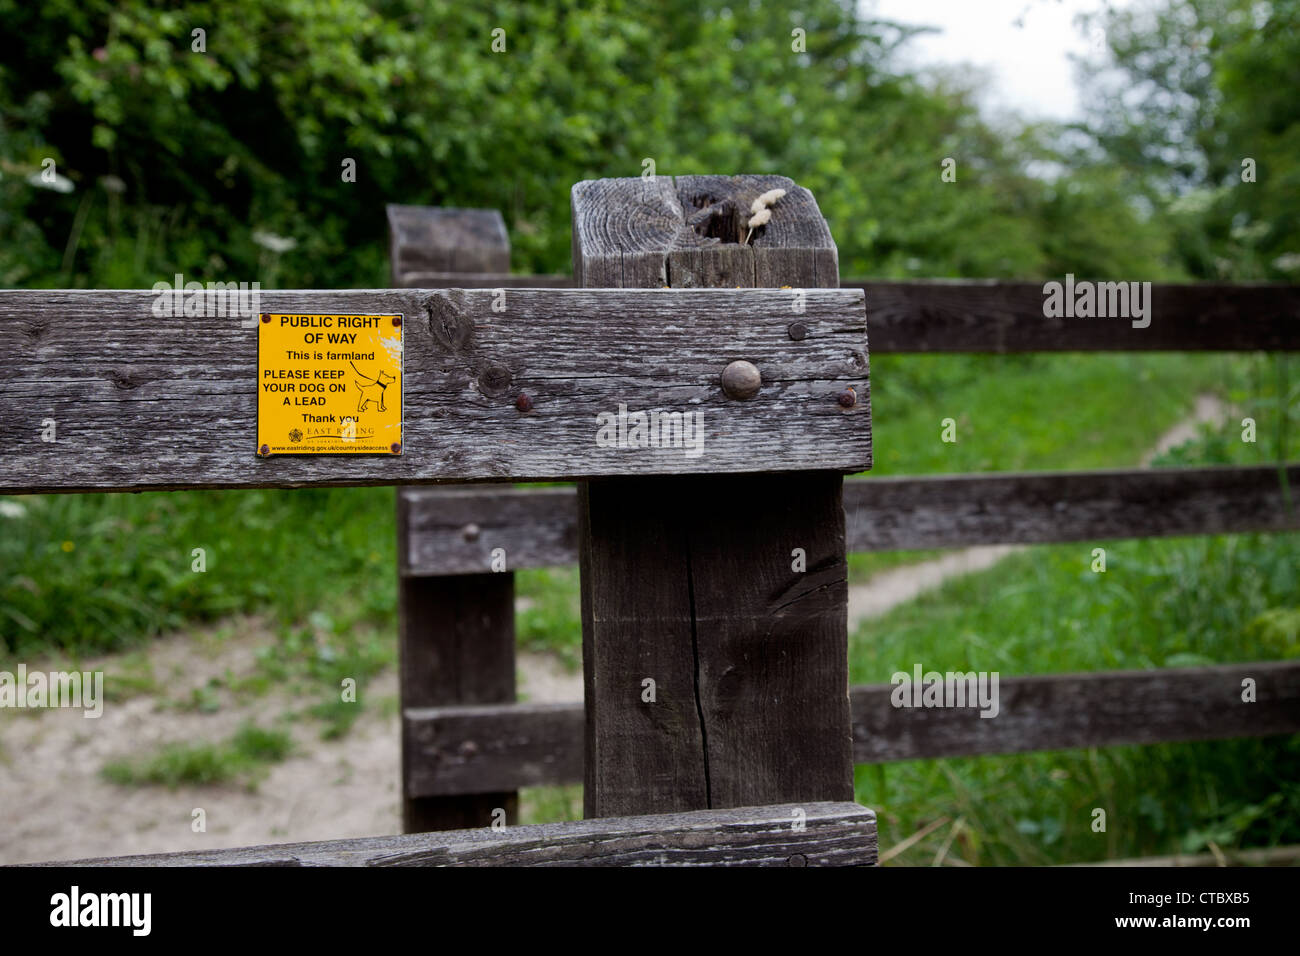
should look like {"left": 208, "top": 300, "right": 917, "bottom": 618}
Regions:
{"left": 866, "top": 0, "right": 1139, "bottom": 120}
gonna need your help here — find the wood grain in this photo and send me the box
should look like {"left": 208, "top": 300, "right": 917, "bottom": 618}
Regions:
{"left": 383, "top": 274, "right": 1300, "bottom": 351}
{"left": 405, "top": 660, "right": 1300, "bottom": 795}
{"left": 0, "top": 287, "right": 869, "bottom": 493}
{"left": 846, "top": 464, "right": 1300, "bottom": 549}
{"left": 397, "top": 568, "right": 517, "bottom": 829}
{"left": 38, "top": 802, "right": 877, "bottom": 867}
{"left": 400, "top": 486, "right": 578, "bottom": 575}
{"left": 574, "top": 175, "right": 857, "bottom": 818}
{"left": 387, "top": 206, "right": 510, "bottom": 282}
{"left": 851, "top": 280, "right": 1300, "bottom": 352}
{"left": 390, "top": 211, "right": 521, "bottom": 831}
{"left": 400, "top": 466, "right": 1300, "bottom": 574}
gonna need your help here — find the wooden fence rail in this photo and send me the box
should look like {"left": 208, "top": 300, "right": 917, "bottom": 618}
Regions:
{"left": 0, "top": 286, "right": 868, "bottom": 493}
{"left": 400, "top": 465, "right": 1300, "bottom": 575}
{"left": 404, "top": 660, "right": 1300, "bottom": 797}
{"left": 35, "top": 802, "right": 877, "bottom": 867}
{"left": 393, "top": 272, "right": 1300, "bottom": 352}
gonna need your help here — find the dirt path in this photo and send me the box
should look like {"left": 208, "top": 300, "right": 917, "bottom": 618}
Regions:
{"left": 0, "top": 395, "right": 1227, "bottom": 864}
{"left": 844, "top": 393, "right": 1230, "bottom": 630}
{"left": 0, "top": 618, "right": 581, "bottom": 864}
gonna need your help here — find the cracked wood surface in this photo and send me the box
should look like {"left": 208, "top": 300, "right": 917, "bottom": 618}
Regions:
{"left": 0, "top": 286, "right": 868, "bottom": 493}
{"left": 574, "top": 175, "right": 857, "bottom": 817}
{"left": 41, "top": 802, "right": 878, "bottom": 867}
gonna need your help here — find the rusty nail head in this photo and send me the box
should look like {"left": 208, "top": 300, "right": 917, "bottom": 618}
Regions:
{"left": 837, "top": 387, "right": 857, "bottom": 408}
{"left": 258, "top": 444, "right": 270, "bottom": 457}
{"left": 393, "top": 316, "right": 402, "bottom": 327}
{"left": 261, "top": 313, "right": 271, "bottom": 324}
{"left": 721, "top": 360, "right": 761, "bottom": 400}
{"left": 788, "top": 321, "right": 808, "bottom": 341}
{"left": 390, "top": 442, "right": 402, "bottom": 454}
{"left": 516, "top": 393, "right": 533, "bottom": 412}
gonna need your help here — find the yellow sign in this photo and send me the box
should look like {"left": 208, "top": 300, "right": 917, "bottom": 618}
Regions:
{"left": 257, "top": 313, "right": 403, "bottom": 455}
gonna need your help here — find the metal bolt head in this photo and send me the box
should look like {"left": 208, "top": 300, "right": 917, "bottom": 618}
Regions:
{"left": 392, "top": 316, "right": 402, "bottom": 328}
{"left": 788, "top": 321, "right": 809, "bottom": 341}
{"left": 721, "top": 360, "right": 761, "bottom": 400}
{"left": 837, "top": 387, "right": 857, "bottom": 409}
{"left": 462, "top": 522, "right": 481, "bottom": 542}
{"left": 260, "top": 314, "right": 271, "bottom": 324}
{"left": 515, "top": 393, "right": 533, "bottom": 412}
{"left": 390, "top": 442, "right": 402, "bottom": 454}
{"left": 258, "top": 444, "right": 270, "bottom": 457}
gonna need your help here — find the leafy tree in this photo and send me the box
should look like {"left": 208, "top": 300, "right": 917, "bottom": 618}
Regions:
{"left": 1, "top": 0, "right": 1176, "bottom": 291}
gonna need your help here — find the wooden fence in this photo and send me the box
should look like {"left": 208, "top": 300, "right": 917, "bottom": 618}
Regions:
{"left": 4, "top": 175, "right": 889, "bottom": 865}
{"left": 389, "top": 201, "right": 1300, "bottom": 835}
{"left": 2, "top": 176, "right": 1296, "bottom": 866}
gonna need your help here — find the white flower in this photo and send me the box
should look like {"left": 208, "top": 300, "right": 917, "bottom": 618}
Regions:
{"left": 252, "top": 230, "right": 297, "bottom": 253}
{"left": 26, "top": 170, "right": 74, "bottom": 194}
{"left": 0, "top": 501, "right": 27, "bottom": 519}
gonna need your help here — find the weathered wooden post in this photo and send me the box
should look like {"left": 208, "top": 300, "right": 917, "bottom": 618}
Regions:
{"left": 388, "top": 204, "right": 511, "bottom": 280}
{"left": 572, "top": 175, "right": 869, "bottom": 816}
{"left": 389, "top": 204, "right": 519, "bottom": 831}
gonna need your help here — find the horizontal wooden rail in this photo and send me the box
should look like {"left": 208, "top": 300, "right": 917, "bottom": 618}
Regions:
{"left": 853, "top": 280, "right": 1300, "bottom": 352}
{"left": 400, "top": 465, "right": 1299, "bottom": 575}
{"left": 395, "top": 276, "right": 1300, "bottom": 352}
{"left": 404, "top": 660, "right": 1300, "bottom": 796}
{"left": 396, "top": 271, "right": 574, "bottom": 289}
{"left": 0, "top": 288, "right": 868, "bottom": 493}
{"left": 36, "top": 802, "right": 877, "bottom": 867}
{"left": 844, "top": 464, "right": 1300, "bottom": 550}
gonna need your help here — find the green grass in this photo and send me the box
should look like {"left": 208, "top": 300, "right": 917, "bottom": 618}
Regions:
{"left": 0, "top": 487, "right": 398, "bottom": 659}
{"left": 101, "top": 721, "right": 295, "bottom": 790}
{"left": 864, "top": 352, "right": 1242, "bottom": 475}
{"left": 520, "top": 784, "right": 583, "bottom": 824}
{"left": 517, "top": 567, "right": 582, "bottom": 668}
{"left": 848, "top": 530, "right": 1300, "bottom": 864}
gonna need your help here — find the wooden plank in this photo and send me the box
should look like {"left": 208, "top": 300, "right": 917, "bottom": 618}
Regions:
{"left": 398, "top": 272, "right": 574, "bottom": 289}
{"left": 390, "top": 209, "right": 521, "bottom": 832}
{"left": 850, "top": 659, "right": 1300, "bottom": 762}
{"left": 387, "top": 206, "right": 509, "bottom": 283}
{"left": 375, "top": 277, "right": 1300, "bottom": 351}
{"left": 404, "top": 660, "right": 1300, "bottom": 794}
{"left": 399, "top": 486, "right": 577, "bottom": 575}
{"left": 849, "top": 280, "right": 1300, "bottom": 352}
{"left": 399, "top": 466, "right": 1300, "bottom": 574}
{"left": 1073, "top": 844, "right": 1300, "bottom": 867}
{"left": 398, "top": 569, "right": 517, "bottom": 829}
{"left": 39, "top": 802, "right": 878, "bottom": 867}
{"left": 407, "top": 701, "right": 582, "bottom": 795}
{"left": 575, "top": 175, "right": 859, "bottom": 818}
{"left": 0, "top": 287, "right": 868, "bottom": 494}
{"left": 844, "top": 464, "right": 1300, "bottom": 550}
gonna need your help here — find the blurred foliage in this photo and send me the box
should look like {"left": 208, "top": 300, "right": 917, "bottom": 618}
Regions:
{"left": 1078, "top": 0, "right": 1300, "bottom": 280}
{"left": 0, "top": 0, "right": 1211, "bottom": 290}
